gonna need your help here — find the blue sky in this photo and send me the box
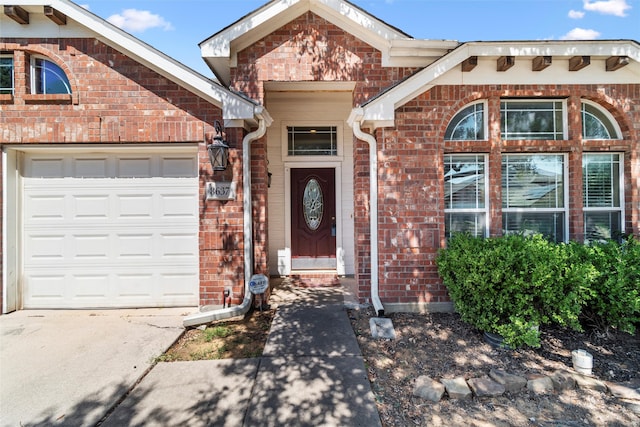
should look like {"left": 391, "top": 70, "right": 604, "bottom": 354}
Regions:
{"left": 82, "top": 0, "right": 639, "bottom": 77}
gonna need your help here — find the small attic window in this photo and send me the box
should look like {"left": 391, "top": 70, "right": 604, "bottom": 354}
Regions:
{"left": 31, "top": 56, "right": 71, "bottom": 95}
{"left": 444, "top": 102, "right": 486, "bottom": 141}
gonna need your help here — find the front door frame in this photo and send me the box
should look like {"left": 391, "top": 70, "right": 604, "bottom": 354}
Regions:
{"left": 284, "top": 161, "right": 343, "bottom": 274}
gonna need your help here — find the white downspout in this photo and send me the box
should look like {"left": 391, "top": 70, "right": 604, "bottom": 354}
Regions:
{"left": 184, "top": 108, "right": 270, "bottom": 328}
{"left": 348, "top": 109, "right": 384, "bottom": 316}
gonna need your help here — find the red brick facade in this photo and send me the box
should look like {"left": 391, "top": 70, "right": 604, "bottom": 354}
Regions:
{"left": 1, "top": 8, "right": 638, "bottom": 313}
{"left": 0, "top": 38, "right": 250, "bottom": 310}
{"left": 378, "top": 85, "right": 639, "bottom": 306}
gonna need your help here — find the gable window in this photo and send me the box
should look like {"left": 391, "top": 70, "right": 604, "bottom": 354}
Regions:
{"left": 502, "top": 154, "right": 567, "bottom": 242}
{"left": 501, "top": 100, "right": 566, "bottom": 140}
{"left": 0, "top": 55, "right": 13, "bottom": 95}
{"left": 287, "top": 126, "right": 337, "bottom": 156}
{"left": 583, "top": 153, "right": 624, "bottom": 242}
{"left": 582, "top": 101, "right": 621, "bottom": 140}
{"left": 444, "top": 154, "right": 488, "bottom": 238}
{"left": 444, "top": 102, "right": 486, "bottom": 140}
{"left": 31, "top": 56, "right": 71, "bottom": 95}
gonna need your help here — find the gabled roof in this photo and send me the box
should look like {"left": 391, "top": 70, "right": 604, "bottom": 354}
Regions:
{"left": 351, "top": 39, "right": 640, "bottom": 130}
{"left": 0, "top": 0, "right": 259, "bottom": 124}
{"left": 199, "top": 0, "right": 458, "bottom": 85}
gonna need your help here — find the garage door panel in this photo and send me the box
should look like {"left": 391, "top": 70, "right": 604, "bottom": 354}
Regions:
{"left": 117, "top": 234, "right": 154, "bottom": 258}
{"left": 74, "top": 157, "right": 109, "bottom": 177}
{"left": 73, "top": 234, "right": 110, "bottom": 259}
{"left": 161, "top": 157, "right": 198, "bottom": 177}
{"left": 118, "top": 194, "right": 154, "bottom": 218}
{"left": 160, "top": 233, "right": 199, "bottom": 257}
{"left": 161, "top": 194, "right": 199, "bottom": 218}
{"left": 22, "top": 150, "right": 199, "bottom": 309}
{"left": 28, "top": 157, "right": 65, "bottom": 177}
{"left": 73, "top": 195, "right": 110, "bottom": 219}
{"left": 26, "top": 234, "right": 66, "bottom": 260}
{"left": 118, "top": 157, "right": 154, "bottom": 178}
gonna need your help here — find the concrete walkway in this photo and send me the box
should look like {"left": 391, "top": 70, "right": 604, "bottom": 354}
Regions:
{"left": 103, "top": 280, "right": 382, "bottom": 427}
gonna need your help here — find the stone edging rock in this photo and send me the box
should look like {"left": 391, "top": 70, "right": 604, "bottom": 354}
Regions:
{"left": 413, "top": 369, "right": 640, "bottom": 415}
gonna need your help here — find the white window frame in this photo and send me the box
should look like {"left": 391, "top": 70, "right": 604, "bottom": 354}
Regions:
{"left": 444, "top": 100, "right": 488, "bottom": 141}
{"left": 583, "top": 152, "right": 625, "bottom": 242}
{"left": 444, "top": 154, "right": 489, "bottom": 238}
{"left": 30, "top": 55, "right": 71, "bottom": 95}
{"left": 501, "top": 153, "right": 569, "bottom": 242}
{"left": 282, "top": 122, "right": 343, "bottom": 161}
{"left": 581, "top": 100, "right": 622, "bottom": 140}
{"left": 500, "top": 99, "right": 568, "bottom": 140}
{"left": 0, "top": 54, "right": 14, "bottom": 95}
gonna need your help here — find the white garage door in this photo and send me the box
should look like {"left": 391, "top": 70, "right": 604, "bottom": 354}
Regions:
{"left": 22, "top": 149, "right": 199, "bottom": 309}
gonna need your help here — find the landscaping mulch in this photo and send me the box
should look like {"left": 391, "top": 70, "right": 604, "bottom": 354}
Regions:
{"left": 349, "top": 307, "right": 640, "bottom": 427}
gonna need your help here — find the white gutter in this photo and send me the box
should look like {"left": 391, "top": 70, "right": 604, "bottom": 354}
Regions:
{"left": 347, "top": 109, "right": 384, "bottom": 316}
{"left": 183, "top": 108, "right": 271, "bottom": 327}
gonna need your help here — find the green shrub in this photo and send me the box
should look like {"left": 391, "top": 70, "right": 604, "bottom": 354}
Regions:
{"left": 582, "top": 237, "right": 640, "bottom": 334}
{"left": 436, "top": 233, "right": 593, "bottom": 348}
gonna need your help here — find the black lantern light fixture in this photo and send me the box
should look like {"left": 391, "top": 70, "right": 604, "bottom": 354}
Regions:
{"left": 207, "top": 120, "right": 229, "bottom": 171}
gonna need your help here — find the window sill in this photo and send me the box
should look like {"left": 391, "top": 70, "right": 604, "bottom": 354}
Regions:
{"left": 24, "top": 93, "right": 73, "bottom": 104}
{"left": 0, "top": 94, "right": 13, "bottom": 104}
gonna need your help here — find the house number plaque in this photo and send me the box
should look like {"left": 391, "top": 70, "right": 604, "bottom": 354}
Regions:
{"left": 206, "top": 181, "right": 236, "bottom": 201}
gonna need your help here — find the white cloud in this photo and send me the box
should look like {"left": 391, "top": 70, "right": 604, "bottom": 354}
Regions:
{"left": 79, "top": 4, "right": 90, "bottom": 11}
{"left": 568, "top": 10, "right": 585, "bottom": 19}
{"left": 561, "top": 27, "right": 601, "bottom": 40}
{"left": 583, "top": 0, "right": 631, "bottom": 17}
{"left": 107, "top": 9, "right": 174, "bottom": 33}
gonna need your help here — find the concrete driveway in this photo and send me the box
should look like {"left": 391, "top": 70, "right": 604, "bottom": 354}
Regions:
{"left": 0, "top": 308, "right": 192, "bottom": 427}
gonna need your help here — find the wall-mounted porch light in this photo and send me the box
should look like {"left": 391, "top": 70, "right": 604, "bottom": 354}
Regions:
{"left": 207, "top": 121, "right": 229, "bottom": 171}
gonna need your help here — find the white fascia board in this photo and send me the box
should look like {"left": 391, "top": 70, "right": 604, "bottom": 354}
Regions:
{"left": 310, "top": 0, "right": 405, "bottom": 51}
{"left": 360, "top": 45, "right": 471, "bottom": 126}
{"left": 200, "top": 0, "right": 412, "bottom": 81}
{"left": 386, "top": 39, "right": 459, "bottom": 67}
{"left": 466, "top": 40, "right": 640, "bottom": 61}
{"left": 360, "top": 41, "right": 640, "bottom": 129}
{"left": 200, "top": 0, "right": 307, "bottom": 60}
{"left": 2, "top": 0, "right": 257, "bottom": 122}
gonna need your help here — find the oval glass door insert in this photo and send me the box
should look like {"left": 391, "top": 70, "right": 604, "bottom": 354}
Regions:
{"left": 303, "top": 178, "right": 323, "bottom": 230}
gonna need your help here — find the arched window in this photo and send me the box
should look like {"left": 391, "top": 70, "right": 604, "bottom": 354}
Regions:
{"left": 31, "top": 56, "right": 71, "bottom": 95}
{"left": 582, "top": 101, "right": 620, "bottom": 140}
{"left": 444, "top": 102, "right": 486, "bottom": 140}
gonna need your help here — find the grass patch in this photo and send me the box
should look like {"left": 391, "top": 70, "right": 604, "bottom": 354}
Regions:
{"left": 158, "top": 308, "right": 274, "bottom": 361}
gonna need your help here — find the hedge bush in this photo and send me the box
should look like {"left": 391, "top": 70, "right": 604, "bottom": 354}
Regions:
{"left": 436, "top": 233, "right": 638, "bottom": 348}
{"left": 582, "top": 237, "right": 640, "bottom": 334}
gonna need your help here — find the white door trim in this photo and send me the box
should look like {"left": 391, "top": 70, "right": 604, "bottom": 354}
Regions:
{"left": 284, "top": 161, "right": 343, "bottom": 274}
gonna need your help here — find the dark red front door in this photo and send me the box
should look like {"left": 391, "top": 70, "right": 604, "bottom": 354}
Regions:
{"left": 291, "top": 168, "right": 336, "bottom": 265}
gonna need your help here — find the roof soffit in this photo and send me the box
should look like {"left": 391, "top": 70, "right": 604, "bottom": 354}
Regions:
{"left": 1, "top": 0, "right": 258, "bottom": 123}
{"left": 358, "top": 40, "right": 640, "bottom": 130}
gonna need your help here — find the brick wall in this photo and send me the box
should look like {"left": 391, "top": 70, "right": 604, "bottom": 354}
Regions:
{"left": 0, "top": 38, "right": 247, "bottom": 309}
{"left": 378, "top": 84, "right": 639, "bottom": 306}
{"left": 228, "top": 11, "right": 640, "bottom": 308}
{"left": 229, "top": 12, "right": 418, "bottom": 302}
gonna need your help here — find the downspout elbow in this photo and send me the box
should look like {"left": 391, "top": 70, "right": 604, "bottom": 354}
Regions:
{"left": 348, "top": 112, "right": 384, "bottom": 317}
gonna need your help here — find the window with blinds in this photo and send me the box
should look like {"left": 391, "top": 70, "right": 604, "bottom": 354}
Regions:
{"left": 501, "top": 154, "right": 567, "bottom": 242}
{"left": 583, "top": 153, "right": 624, "bottom": 242}
{"left": 444, "top": 154, "right": 488, "bottom": 238}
